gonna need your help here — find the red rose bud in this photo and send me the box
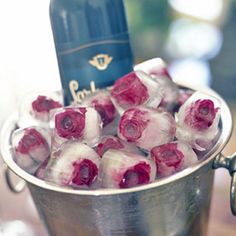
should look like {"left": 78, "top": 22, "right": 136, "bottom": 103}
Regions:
{"left": 12, "top": 127, "right": 51, "bottom": 174}
{"left": 111, "top": 71, "right": 163, "bottom": 113}
{"left": 82, "top": 91, "right": 117, "bottom": 127}
{"left": 32, "top": 95, "right": 62, "bottom": 114}
{"left": 45, "top": 142, "right": 100, "bottom": 188}
{"left": 176, "top": 92, "right": 220, "bottom": 151}
{"left": 99, "top": 150, "right": 156, "bottom": 188}
{"left": 118, "top": 107, "right": 176, "bottom": 150}
{"left": 52, "top": 106, "right": 102, "bottom": 149}
{"left": 55, "top": 108, "right": 86, "bottom": 139}
{"left": 96, "top": 135, "right": 140, "bottom": 157}
{"left": 18, "top": 91, "right": 63, "bottom": 128}
{"left": 82, "top": 91, "right": 118, "bottom": 135}
{"left": 134, "top": 58, "right": 172, "bottom": 80}
{"left": 151, "top": 142, "right": 198, "bottom": 177}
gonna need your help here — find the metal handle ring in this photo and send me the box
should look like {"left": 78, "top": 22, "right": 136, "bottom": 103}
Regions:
{"left": 213, "top": 153, "right": 236, "bottom": 215}
{"left": 5, "top": 166, "right": 26, "bottom": 193}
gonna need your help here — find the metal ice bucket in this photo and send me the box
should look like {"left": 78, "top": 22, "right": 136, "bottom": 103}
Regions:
{"left": 1, "top": 83, "right": 235, "bottom": 236}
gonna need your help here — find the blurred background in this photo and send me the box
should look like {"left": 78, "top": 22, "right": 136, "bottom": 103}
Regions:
{"left": 0, "top": 0, "right": 235, "bottom": 235}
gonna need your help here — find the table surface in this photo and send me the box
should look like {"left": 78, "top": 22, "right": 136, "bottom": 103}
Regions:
{"left": 0, "top": 105, "right": 236, "bottom": 236}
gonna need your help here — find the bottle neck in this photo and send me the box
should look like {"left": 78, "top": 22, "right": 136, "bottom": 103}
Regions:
{"left": 50, "top": 0, "right": 129, "bottom": 44}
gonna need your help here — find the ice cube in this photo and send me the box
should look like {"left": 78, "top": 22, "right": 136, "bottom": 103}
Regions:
{"left": 35, "top": 158, "right": 49, "bottom": 180}
{"left": 176, "top": 92, "right": 221, "bottom": 151}
{"left": 45, "top": 142, "right": 100, "bottom": 188}
{"left": 134, "top": 58, "right": 172, "bottom": 80}
{"left": 18, "top": 91, "right": 63, "bottom": 128}
{"left": 12, "top": 127, "right": 51, "bottom": 174}
{"left": 134, "top": 58, "right": 179, "bottom": 111}
{"left": 111, "top": 71, "right": 163, "bottom": 114}
{"left": 178, "top": 89, "right": 194, "bottom": 106}
{"left": 96, "top": 135, "right": 140, "bottom": 157}
{"left": 151, "top": 141, "right": 198, "bottom": 177}
{"left": 118, "top": 107, "right": 176, "bottom": 150}
{"left": 51, "top": 106, "right": 102, "bottom": 151}
{"left": 99, "top": 149, "right": 156, "bottom": 188}
{"left": 82, "top": 91, "right": 118, "bottom": 135}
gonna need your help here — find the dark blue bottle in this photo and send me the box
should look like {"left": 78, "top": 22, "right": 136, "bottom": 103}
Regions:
{"left": 50, "top": 0, "right": 133, "bottom": 105}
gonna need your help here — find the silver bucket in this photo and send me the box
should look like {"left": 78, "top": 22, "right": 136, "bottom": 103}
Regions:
{"left": 1, "top": 83, "right": 235, "bottom": 236}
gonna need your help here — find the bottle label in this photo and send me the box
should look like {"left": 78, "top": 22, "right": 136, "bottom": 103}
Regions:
{"left": 55, "top": 33, "right": 133, "bottom": 105}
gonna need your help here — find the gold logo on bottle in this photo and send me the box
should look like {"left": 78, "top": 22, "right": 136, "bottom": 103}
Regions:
{"left": 89, "top": 54, "right": 113, "bottom": 70}
{"left": 69, "top": 80, "right": 96, "bottom": 104}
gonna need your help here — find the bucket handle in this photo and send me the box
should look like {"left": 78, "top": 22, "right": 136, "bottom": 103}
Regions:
{"left": 213, "top": 152, "right": 236, "bottom": 216}
{"left": 4, "top": 166, "right": 26, "bottom": 193}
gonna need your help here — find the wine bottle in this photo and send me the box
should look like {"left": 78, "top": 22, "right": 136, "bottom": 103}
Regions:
{"left": 50, "top": 0, "right": 134, "bottom": 105}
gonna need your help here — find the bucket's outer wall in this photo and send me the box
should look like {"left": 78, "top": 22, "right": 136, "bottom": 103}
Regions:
{"left": 28, "top": 159, "right": 214, "bottom": 236}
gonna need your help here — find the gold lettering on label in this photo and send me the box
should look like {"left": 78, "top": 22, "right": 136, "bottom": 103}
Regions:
{"left": 89, "top": 54, "right": 113, "bottom": 70}
{"left": 69, "top": 80, "right": 97, "bottom": 104}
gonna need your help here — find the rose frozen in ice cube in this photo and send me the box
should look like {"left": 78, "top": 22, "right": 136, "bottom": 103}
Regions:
{"left": 118, "top": 107, "right": 176, "bottom": 150}
{"left": 111, "top": 71, "right": 163, "bottom": 113}
{"left": 134, "top": 58, "right": 172, "bottom": 80}
{"left": 51, "top": 106, "right": 102, "bottom": 150}
{"left": 134, "top": 58, "right": 179, "bottom": 111}
{"left": 18, "top": 91, "right": 63, "bottom": 128}
{"left": 12, "top": 127, "right": 51, "bottom": 174}
{"left": 176, "top": 92, "right": 220, "bottom": 151}
{"left": 82, "top": 91, "right": 118, "bottom": 135}
{"left": 82, "top": 91, "right": 117, "bottom": 127}
{"left": 96, "top": 135, "right": 140, "bottom": 157}
{"left": 151, "top": 142, "right": 198, "bottom": 177}
{"left": 45, "top": 142, "right": 100, "bottom": 188}
{"left": 99, "top": 149, "right": 156, "bottom": 188}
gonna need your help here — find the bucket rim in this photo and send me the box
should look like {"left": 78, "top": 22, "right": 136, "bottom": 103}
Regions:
{"left": 0, "top": 82, "right": 233, "bottom": 196}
